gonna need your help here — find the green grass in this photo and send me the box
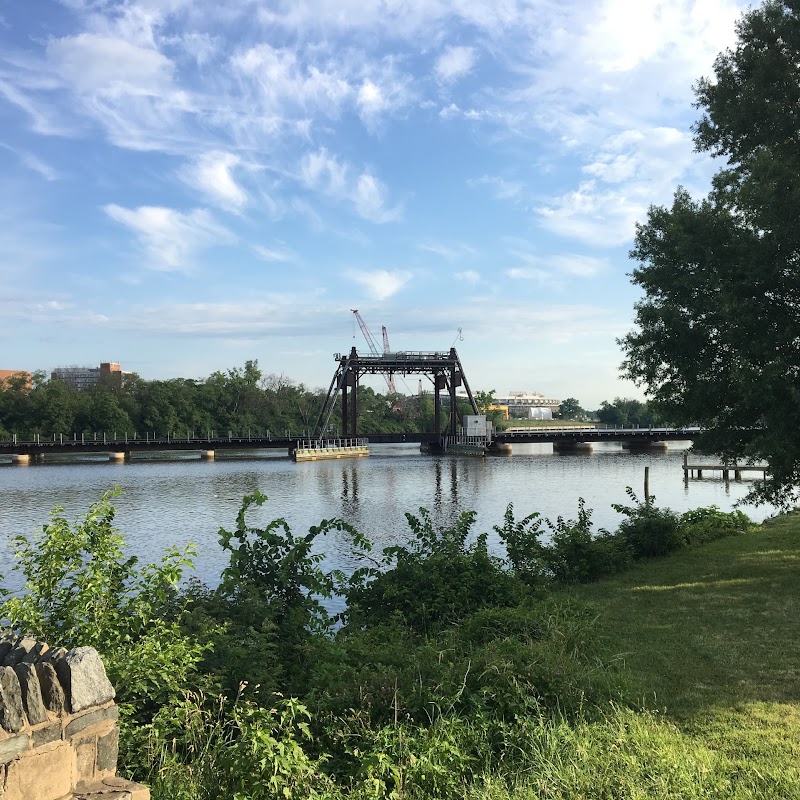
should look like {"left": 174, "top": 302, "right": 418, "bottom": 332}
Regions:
{"left": 574, "top": 514, "right": 800, "bottom": 794}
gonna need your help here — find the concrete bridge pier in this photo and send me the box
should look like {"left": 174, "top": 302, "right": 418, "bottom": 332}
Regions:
{"left": 553, "top": 440, "right": 593, "bottom": 453}
{"left": 200, "top": 450, "right": 215, "bottom": 460}
{"left": 486, "top": 442, "right": 512, "bottom": 456}
{"left": 108, "top": 451, "right": 128, "bottom": 462}
{"left": 11, "top": 454, "right": 31, "bottom": 465}
{"left": 622, "top": 440, "right": 669, "bottom": 452}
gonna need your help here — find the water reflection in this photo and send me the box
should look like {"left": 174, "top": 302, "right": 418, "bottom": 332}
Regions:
{"left": 0, "top": 444, "right": 776, "bottom": 589}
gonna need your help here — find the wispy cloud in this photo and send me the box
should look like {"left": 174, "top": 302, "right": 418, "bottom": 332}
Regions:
{"left": 181, "top": 151, "right": 248, "bottom": 211}
{"left": 469, "top": 174, "right": 523, "bottom": 201}
{"left": 253, "top": 243, "right": 295, "bottom": 263}
{"left": 435, "top": 46, "right": 476, "bottom": 83}
{"left": 104, "top": 204, "right": 234, "bottom": 271}
{"left": 299, "top": 148, "right": 400, "bottom": 223}
{"left": 0, "top": 142, "right": 59, "bottom": 180}
{"left": 346, "top": 269, "right": 411, "bottom": 300}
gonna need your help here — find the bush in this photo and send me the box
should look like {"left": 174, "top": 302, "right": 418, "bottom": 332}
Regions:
{"left": 0, "top": 490, "right": 204, "bottom": 724}
{"left": 345, "top": 508, "right": 524, "bottom": 633}
{"left": 541, "top": 499, "right": 629, "bottom": 584}
{"left": 612, "top": 489, "right": 683, "bottom": 560}
{"left": 679, "top": 506, "right": 750, "bottom": 545}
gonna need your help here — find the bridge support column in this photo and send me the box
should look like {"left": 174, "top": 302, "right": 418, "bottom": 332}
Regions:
{"left": 486, "top": 442, "right": 512, "bottom": 456}
{"left": 553, "top": 440, "right": 593, "bottom": 453}
{"left": 108, "top": 452, "right": 128, "bottom": 462}
{"left": 200, "top": 450, "right": 215, "bottom": 460}
{"left": 622, "top": 440, "right": 669, "bottom": 452}
{"left": 11, "top": 454, "right": 30, "bottom": 465}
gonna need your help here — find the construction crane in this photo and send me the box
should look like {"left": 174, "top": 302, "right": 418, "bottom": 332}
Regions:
{"left": 381, "top": 326, "right": 397, "bottom": 394}
{"left": 352, "top": 309, "right": 397, "bottom": 394}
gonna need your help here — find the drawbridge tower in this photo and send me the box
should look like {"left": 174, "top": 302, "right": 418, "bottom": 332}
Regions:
{"left": 312, "top": 347, "right": 479, "bottom": 445}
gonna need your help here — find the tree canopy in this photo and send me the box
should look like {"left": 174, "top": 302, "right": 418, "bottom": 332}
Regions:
{"left": 620, "top": 0, "right": 800, "bottom": 506}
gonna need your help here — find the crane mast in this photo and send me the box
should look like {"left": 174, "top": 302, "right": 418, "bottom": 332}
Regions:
{"left": 351, "top": 309, "right": 397, "bottom": 395}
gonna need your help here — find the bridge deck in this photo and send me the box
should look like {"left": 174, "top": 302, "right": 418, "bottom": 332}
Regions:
{"left": 0, "top": 427, "right": 700, "bottom": 457}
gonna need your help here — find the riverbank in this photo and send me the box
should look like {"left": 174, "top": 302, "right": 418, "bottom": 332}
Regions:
{"left": 579, "top": 511, "right": 800, "bottom": 793}
{"left": 0, "top": 491, "right": 795, "bottom": 798}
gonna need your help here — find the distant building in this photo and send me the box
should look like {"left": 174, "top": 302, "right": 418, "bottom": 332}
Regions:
{"left": 0, "top": 370, "right": 32, "bottom": 390}
{"left": 50, "top": 362, "right": 122, "bottom": 390}
{"left": 494, "top": 391, "right": 561, "bottom": 418}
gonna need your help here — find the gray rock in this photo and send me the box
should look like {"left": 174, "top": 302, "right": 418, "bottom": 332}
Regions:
{"left": 5, "top": 636, "right": 38, "bottom": 667}
{"left": 35, "top": 662, "right": 67, "bottom": 715}
{"left": 96, "top": 726, "right": 119, "bottom": 773}
{"left": 40, "top": 646, "right": 67, "bottom": 664}
{"left": 0, "top": 666, "right": 25, "bottom": 732}
{"left": 55, "top": 647, "right": 115, "bottom": 713}
{"left": 22, "top": 641, "right": 49, "bottom": 664}
{"left": 64, "top": 705, "right": 118, "bottom": 738}
{"left": 14, "top": 663, "right": 48, "bottom": 725}
{"left": 31, "top": 721, "right": 61, "bottom": 748}
{"left": 0, "top": 734, "right": 30, "bottom": 763}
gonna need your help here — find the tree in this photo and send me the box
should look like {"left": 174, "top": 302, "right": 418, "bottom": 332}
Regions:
{"left": 558, "top": 398, "right": 583, "bottom": 420}
{"left": 620, "top": 0, "right": 800, "bottom": 506}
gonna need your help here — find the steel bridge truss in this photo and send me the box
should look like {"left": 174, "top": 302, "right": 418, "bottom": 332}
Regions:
{"left": 313, "top": 347, "right": 479, "bottom": 442}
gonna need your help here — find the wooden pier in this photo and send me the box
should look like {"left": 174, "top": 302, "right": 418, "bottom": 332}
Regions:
{"left": 682, "top": 452, "right": 768, "bottom": 481}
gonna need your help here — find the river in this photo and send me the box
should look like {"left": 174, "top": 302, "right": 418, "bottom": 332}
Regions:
{"left": 0, "top": 442, "right": 776, "bottom": 588}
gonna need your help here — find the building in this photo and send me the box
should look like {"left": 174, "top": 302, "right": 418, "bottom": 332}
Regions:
{"left": 0, "top": 370, "right": 32, "bottom": 390}
{"left": 50, "top": 362, "right": 122, "bottom": 390}
{"left": 495, "top": 391, "right": 561, "bottom": 418}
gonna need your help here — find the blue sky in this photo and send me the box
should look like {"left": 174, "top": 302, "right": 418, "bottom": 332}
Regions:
{"left": 0, "top": 0, "right": 749, "bottom": 408}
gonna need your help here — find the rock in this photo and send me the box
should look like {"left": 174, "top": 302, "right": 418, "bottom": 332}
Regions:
{"left": 0, "top": 666, "right": 25, "bottom": 732}
{"left": 35, "top": 662, "right": 67, "bottom": 715}
{"left": 14, "top": 663, "right": 48, "bottom": 725}
{"left": 55, "top": 648, "right": 115, "bottom": 713}
{"left": 5, "top": 636, "right": 39, "bottom": 667}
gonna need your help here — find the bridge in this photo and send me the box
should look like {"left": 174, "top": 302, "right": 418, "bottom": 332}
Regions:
{"left": 0, "top": 345, "right": 700, "bottom": 463}
{"left": 0, "top": 426, "right": 700, "bottom": 463}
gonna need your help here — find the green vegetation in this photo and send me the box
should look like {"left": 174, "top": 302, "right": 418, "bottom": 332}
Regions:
{"left": 0, "top": 361, "right": 439, "bottom": 440}
{"left": 4, "top": 486, "right": 799, "bottom": 799}
{"left": 620, "top": 0, "right": 800, "bottom": 506}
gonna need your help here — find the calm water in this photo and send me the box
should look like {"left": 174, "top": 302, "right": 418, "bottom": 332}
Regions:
{"left": 0, "top": 443, "right": 775, "bottom": 587}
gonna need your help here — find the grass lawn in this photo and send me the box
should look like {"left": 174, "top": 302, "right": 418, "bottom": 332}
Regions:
{"left": 577, "top": 514, "right": 800, "bottom": 794}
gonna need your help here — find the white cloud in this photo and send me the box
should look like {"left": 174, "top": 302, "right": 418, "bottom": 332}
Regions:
{"left": 354, "top": 173, "right": 401, "bottom": 223}
{"left": 299, "top": 148, "right": 400, "bottom": 223}
{"left": 104, "top": 204, "right": 233, "bottom": 271}
{"left": 469, "top": 174, "right": 523, "bottom": 200}
{"left": 456, "top": 270, "right": 481, "bottom": 285}
{"left": 253, "top": 244, "right": 295, "bottom": 263}
{"left": 230, "top": 43, "right": 352, "bottom": 120}
{"left": 536, "top": 125, "right": 697, "bottom": 246}
{"left": 435, "top": 46, "right": 476, "bottom": 83}
{"left": 419, "top": 241, "right": 478, "bottom": 261}
{"left": 346, "top": 269, "right": 411, "bottom": 300}
{"left": 0, "top": 142, "right": 59, "bottom": 180}
{"left": 181, "top": 151, "right": 248, "bottom": 210}
{"left": 46, "top": 33, "right": 173, "bottom": 94}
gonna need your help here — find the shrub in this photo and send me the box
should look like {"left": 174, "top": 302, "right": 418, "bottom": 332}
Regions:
{"left": 345, "top": 508, "right": 524, "bottom": 633}
{"left": 679, "top": 506, "right": 750, "bottom": 545}
{"left": 541, "top": 499, "right": 629, "bottom": 584}
{"left": 0, "top": 490, "right": 204, "bottom": 724}
{"left": 612, "top": 489, "right": 683, "bottom": 560}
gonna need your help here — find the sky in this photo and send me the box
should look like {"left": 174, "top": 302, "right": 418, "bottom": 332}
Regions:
{"left": 0, "top": 0, "right": 751, "bottom": 408}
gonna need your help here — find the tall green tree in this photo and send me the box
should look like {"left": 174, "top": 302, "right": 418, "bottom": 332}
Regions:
{"left": 620, "top": 0, "right": 800, "bottom": 506}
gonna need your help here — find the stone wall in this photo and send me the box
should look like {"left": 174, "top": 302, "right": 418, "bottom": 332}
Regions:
{"left": 0, "top": 632, "right": 149, "bottom": 800}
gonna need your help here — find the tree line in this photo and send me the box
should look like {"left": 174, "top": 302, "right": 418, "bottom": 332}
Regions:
{"left": 0, "top": 361, "right": 664, "bottom": 440}
{"left": 0, "top": 360, "right": 440, "bottom": 440}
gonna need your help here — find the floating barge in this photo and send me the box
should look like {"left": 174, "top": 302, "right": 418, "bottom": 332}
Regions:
{"left": 292, "top": 438, "right": 369, "bottom": 462}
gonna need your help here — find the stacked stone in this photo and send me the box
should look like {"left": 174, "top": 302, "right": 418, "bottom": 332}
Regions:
{"left": 0, "top": 631, "right": 148, "bottom": 800}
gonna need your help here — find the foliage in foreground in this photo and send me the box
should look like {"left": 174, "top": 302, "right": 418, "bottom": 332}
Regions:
{"left": 0, "top": 483, "right": 759, "bottom": 799}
